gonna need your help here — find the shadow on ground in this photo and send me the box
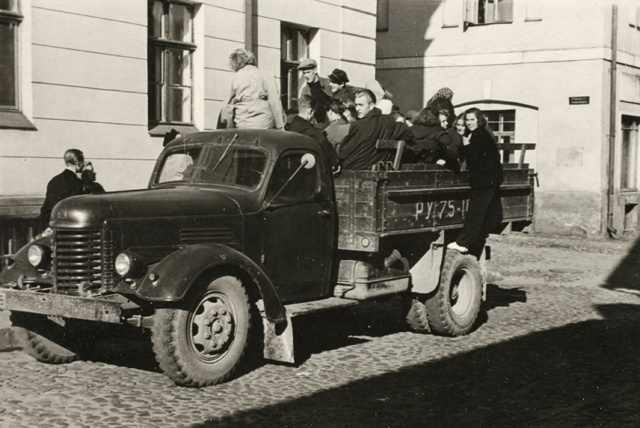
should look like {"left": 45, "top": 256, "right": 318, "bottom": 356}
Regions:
{"left": 192, "top": 302, "right": 640, "bottom": 427}
{"left": 604, "top": 235, "right": 640, "bottom": 294}
{"left": 52, "top": 283, "right": 526, "bottom": 374}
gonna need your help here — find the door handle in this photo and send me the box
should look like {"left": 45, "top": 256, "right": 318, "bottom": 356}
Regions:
{"left": 318, "top": 209, "right": 331, "bottom": 217}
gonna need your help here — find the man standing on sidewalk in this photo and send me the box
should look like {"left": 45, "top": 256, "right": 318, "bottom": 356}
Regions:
{"left": 39, "top": 149, "right": 85, "bottom": 230}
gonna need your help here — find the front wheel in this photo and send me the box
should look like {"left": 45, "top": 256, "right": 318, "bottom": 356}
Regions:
{"left": 424, "top": 251, "right": 483, "bottom": 336}
{"left": 10, "top": 311, "right": 82, "bottom": 364}
{"left": 151, "top": 275, "right": 257, "bottom": 387}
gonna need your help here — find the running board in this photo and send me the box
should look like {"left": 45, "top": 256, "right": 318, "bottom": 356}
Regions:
{"left": 261, "top": 297, "right": 359, "bottom": 364}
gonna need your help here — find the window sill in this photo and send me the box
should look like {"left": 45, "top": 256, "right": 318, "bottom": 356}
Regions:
{"left": 464, "top": 21, "right": 513, "bottom": 28}
{"left": 149, "top": 123, "right": 200, "bottom": 138}
{"left": 0, "top": 110, "right": 37, "bottom": 130}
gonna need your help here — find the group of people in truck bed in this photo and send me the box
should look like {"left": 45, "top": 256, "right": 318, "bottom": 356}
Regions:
{"left": 222, "top": 48, "right": 504, "bottom": 254}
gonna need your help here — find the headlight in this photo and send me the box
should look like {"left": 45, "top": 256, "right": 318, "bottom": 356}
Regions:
{"left": 115, "top": 253, "right": 131, "bottom": 276}
{"left": 115, "top": 251, "right": 144, "bottom": 278}
{"left": 27, "top": 244, "right": 51, "bottom": 268}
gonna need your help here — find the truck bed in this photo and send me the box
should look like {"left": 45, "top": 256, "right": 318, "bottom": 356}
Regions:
{"left": 335, "top": 164, "right": 534, "bottom": 252}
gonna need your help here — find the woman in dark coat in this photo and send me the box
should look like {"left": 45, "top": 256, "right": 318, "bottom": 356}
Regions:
{"left": 447, "top": 107, "right": 503, "bottom": 255}
{"left": 409, "top": 107, "right": 460, "bottom": 168}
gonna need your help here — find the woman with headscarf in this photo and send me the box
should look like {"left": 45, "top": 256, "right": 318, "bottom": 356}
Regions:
{"left": 426, "top": 87, "right": 455, "bottom": 126}
{"left": 223, "top": 48, "right": 285, "bottom": 129}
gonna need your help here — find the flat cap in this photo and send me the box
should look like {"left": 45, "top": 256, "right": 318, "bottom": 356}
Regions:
{"left": 297, "top": 58, "right": 317, "bottom": 70}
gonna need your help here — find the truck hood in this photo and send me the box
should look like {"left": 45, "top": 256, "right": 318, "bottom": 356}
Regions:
{"left": 51, "top": 188, "right": 243, "bottom": 228}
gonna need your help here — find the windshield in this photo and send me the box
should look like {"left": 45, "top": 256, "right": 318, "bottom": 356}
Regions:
{"left": 157, "top": 147, "right": 201, "bottom": 184}
{"left": 193, "top": 144, "right": 268, "bottom": 189}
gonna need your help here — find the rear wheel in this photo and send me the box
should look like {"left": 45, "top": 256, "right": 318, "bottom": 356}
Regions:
{"left": 403, "top": 295, "right": 431, "bottom": 333}
{"left": 151, "top": 275, "right": 257, "bottom": 387}
{"left": 10, "top": 312, "right": 81, "bottom": 364}
{"left": 424, "top": 251, "right": 482, "bottom": 336}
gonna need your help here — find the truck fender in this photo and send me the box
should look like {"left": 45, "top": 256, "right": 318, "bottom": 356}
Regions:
{"left": 135, "top": 243, "right": 286, "bottom": 323}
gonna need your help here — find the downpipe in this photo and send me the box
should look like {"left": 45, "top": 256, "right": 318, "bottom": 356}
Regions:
{"left": 607, "top": 4, "right": 619, "bottom": 239}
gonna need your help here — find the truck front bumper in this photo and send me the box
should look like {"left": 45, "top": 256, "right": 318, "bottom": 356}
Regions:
{"left": 0, "top": 289, "right": 124, "bottom": 324}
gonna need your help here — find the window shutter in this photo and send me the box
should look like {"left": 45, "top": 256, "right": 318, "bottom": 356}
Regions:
{"left": 442, "top": 0, "right": 461, "bottom": 28}
{"left": 464, "top": 0, "right": 479, "bottom": 24}
{"left": 525, "top": 0, "right": 542, "bottom": 22}
{"left": 377, "top": 0, "right": 389, "bottom": 31}
{"left": 497, "top": 0, "right": 513, "bottom": 22}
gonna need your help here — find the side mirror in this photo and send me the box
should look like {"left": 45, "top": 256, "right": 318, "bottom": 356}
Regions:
{"left": 301, "top": 153, "right": 316, "bottom": 169}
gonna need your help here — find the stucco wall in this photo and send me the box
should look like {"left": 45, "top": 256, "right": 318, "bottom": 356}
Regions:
{"left": 0, "top": 0, "right": 377, "bottom": 217}
{"left": 376, "top": 0, "right": 640, "bottom": 236}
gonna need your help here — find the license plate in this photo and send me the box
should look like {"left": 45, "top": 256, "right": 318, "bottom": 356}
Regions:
{"left": 0, "top": 291, "right": 5, "bottom": 310}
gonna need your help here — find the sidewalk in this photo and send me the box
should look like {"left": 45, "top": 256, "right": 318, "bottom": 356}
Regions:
{"left": 491, "top": 231, "right": 638, "bottom": 254}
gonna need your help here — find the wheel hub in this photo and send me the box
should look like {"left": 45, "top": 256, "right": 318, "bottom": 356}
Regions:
{"left": 192, "top": 298, "right": 234, "bottom": 356}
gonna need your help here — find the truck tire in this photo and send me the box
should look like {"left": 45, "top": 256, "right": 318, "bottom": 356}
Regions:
{"left": 424, "top": 251, "right": 482, "bottom": 336}
{"left": 403, "top": 295, "right": 431, "bottom": 333}
{"left": 151, "top": 275, "right": 256, "bottom": 387}
{"left": 10, "top": 312, "right": 80, "bottom": 364}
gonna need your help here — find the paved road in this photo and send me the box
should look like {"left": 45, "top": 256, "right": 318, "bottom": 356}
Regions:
{"left": 1, "top": 234, "right": 640, "bottom": 427}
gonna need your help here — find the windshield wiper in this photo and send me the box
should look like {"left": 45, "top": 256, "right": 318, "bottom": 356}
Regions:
{"left": 208, "top": 133, "right": 239, "bottom": 175}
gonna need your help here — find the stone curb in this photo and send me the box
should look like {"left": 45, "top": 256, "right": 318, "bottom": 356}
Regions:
{"left": 491, "top": 232, "right": 637, "bottom": 254}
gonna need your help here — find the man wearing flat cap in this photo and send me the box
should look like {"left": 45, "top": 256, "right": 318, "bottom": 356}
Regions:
{"left": 298, "top": 58, "right": 332, "bottom": 128}
{"left": 328, "top": 68, "right": 356, "bottom": 102}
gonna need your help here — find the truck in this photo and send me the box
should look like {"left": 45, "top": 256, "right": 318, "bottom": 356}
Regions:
{"left": 0, "top": 129, "right": 535, "bottom": 387}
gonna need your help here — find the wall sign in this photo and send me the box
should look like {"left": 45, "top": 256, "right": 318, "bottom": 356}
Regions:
{"left": 569, "top": 96, "right": 590, "bottom": 105}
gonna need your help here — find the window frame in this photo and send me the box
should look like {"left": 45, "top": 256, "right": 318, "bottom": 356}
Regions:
{"left": 621, "top": 115, "right": 639, "bottom": 191}
{"left": 148, "top": 0, "right": 197, "bottom": 129}
{"left": 280, "top": 23, "right": 312, "bottom": 112}
{"left": 485, "top": 109, "right": 516, "bottom": 162}
{"left": 465, "top": 0, "right": 513, "bottom": 26}
{"left": 0, "top": 0, "right": 35, "bottom": 130}
{"left": 267, "top": 151, "right": 321, "bottom": 206}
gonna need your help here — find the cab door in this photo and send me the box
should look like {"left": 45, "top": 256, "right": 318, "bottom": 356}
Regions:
{"left": 262, "top": 151, "right": 335, "bottom": 302}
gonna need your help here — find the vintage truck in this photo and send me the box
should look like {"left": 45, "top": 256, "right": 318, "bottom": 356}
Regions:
{"left": 0, "top": 129, "right": 535, "bottom": 387}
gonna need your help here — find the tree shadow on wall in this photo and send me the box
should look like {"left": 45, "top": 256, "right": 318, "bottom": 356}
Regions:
{"left": 193, "top": 302, "right": 640, "bottom": 427}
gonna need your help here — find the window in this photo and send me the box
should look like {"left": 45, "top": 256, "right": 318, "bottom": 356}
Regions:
{"left": 267, "top": 152, "right": 319, "bottom": 205}
{"left": 281, "top": 24, "right": 310, "bottom": 112}
{"left": 621, "top": 115, "right": 639, "bottom": 190}
{"left": 465, "top": 0, "right": 513, "bottom": 25}
{"left": 485, "top": 110, "right": 515, "bottom": 161}
{"left": 148, "top": 0, "right": 196, "bottom": 126}
{"left": 0, "top": 0, "right": 21, "bottom": 111}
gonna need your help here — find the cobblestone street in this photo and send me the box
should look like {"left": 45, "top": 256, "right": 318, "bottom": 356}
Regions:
{"left": 1, "top": 234, "right": 640, "bottom": 427}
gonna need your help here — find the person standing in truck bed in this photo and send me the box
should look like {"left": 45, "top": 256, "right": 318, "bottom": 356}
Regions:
{"left": 337, "top": 89, "right": 413, "bottom": 171}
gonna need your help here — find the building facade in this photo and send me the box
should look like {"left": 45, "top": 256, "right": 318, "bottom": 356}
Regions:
{"left": 377, "top": 0, "right": 640, "bottom": 237}
{"left": 0, "top": 0, "right": 377, "bottom": 254}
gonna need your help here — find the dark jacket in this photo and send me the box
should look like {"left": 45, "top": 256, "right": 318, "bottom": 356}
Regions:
{"left": 332, "top": 85, "right": 357, "bottom": 102}
{"left": 409, "top": 124, "right": 460, "bottom": 166}
{"left": 300, "top": 76, "right": 333, "bottom": 127}
{"left": 464, "top": 126, "right": 503, "bottom": 189}
{"left": 338, "top": 108, "right": 414, "bottom": 171}
{"left": 40, "top": 169, "right": 83, "bottom": 228}
{"left": 285, "top": 115, "right": 338, "bottom": 167}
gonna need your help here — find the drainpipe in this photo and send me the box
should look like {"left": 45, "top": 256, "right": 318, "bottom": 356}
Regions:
{"left": 244, "top": 0, "right": 253, "bottom": 53}
{"left": 607, "top": 4, "right": 618, "bottom": 238}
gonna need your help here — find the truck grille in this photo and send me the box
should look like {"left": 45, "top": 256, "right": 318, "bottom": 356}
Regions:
{"left": 54, "top": 229, "right": 104, "bottom": 291}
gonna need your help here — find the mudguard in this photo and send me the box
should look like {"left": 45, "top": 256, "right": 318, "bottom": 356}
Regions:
{"left": 134, "top": 243, "right": 286, "bottom": 323}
